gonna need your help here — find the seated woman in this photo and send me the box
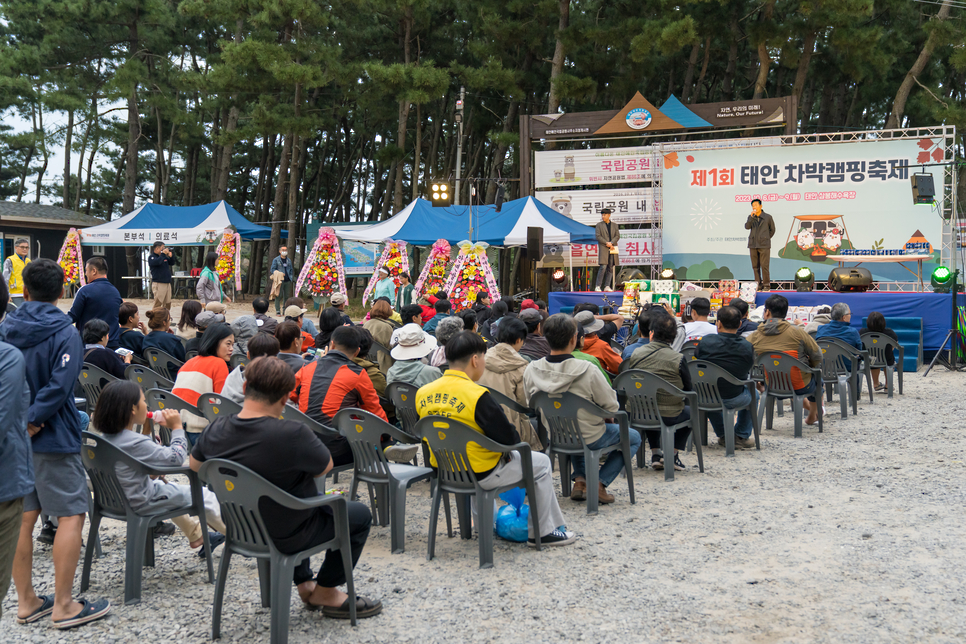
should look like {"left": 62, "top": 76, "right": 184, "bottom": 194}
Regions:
{"left": 315, "top": 306, "right": 346, "bottom": 350}
{"left": 93, "top": 380, "right": 226, "bottom": 556}
{"left": 386, "top": 323, "right": 441, "bottom": 388}
{"left": 82, "top": 319, "right": 131, "bottom": 379}
{"left": 860, "top": 311, "right": 899, "bottom": 391}
{"left": 172, "top": 323, "right": 234, "bottom": 445}
{"left": 118, "top": 301, "right": 146, "bottom": 354}
{"left": 142, "top": 307, "right": 186, "bottom": 362}
{"left": 177, "top": 300, "right": 203, "bottom": 340}
{"left": 363, "top": 299, "right": 395, "bottom": 374}
{"left": 477, "top": 317, "right": 541, "bottom": 450}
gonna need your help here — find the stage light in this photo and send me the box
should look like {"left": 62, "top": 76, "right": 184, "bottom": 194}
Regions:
{"left": 659, "top": 268, "right": 676, "bottom": 280}
{"left": 932, "top": 266, "right": 953, "bottom": 292}
{"left": 795, "top": 267, "right": 814, "bottom": 292}
{"left": 552, "top": 268, "right": 566, "bottom": 284}
{"left": 431, "top": 182, "right": 451, "bottom": 207}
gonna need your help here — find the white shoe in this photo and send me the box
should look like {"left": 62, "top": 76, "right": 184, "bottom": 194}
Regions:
{"left": 594, "top": 287, "right": 602, "bottom": 292}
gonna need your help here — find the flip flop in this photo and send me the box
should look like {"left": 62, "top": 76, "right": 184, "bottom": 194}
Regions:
{"left": 52, "top": 598, "right": 111, "bottom": 630}
{"left": 16, "top": 594, "right": 54, "bottom": 624}
{"left": 320, "top": 595, "right": 383, "bottom": 619}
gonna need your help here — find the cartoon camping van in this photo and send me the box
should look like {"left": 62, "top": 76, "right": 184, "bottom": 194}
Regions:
{"left": 778, "top": 214, "right": 853, "bottom": 263}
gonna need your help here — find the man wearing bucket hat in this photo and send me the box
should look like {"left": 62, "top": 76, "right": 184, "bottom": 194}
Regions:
{"left": 385, "top": 324, "right": 443, "bottom": 388}
{"left": 574, "top": 310, "right": 622, "bottom": 374}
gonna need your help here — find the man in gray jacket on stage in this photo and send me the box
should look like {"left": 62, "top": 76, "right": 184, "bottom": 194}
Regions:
{"left": 745, "top": 199, "right": 776, "bottom": 292}
{"left": 594, "top": 208, "right": 620, "bottom": 292}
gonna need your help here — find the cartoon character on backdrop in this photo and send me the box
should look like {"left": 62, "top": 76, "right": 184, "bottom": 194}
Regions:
{"left": 550, "top": 196, "right": 573, "bottom": 217}
{"left": 824, "top": 228, "right": 842, "bottom": 253}
{"left": 564, "top": 156, "right": 575, "bottom": 180}
{"left": 796, "top": 227, "right": 815, "bottom": 251}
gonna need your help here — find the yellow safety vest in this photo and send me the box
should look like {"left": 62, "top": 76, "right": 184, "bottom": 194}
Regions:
{"left": 6, "top": 254, "right": 29, "bottom": 296}
{"left": 416, "top": 370, "right": 502, "bottom": 473}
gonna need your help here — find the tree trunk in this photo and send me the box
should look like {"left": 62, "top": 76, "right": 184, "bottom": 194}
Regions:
{"left": 123, "top": 20, "right": 142, "bottom": 297}
{"left": 411, "top": 103, "right": 422, "bottom": 201}
{"left": 547, "top": 0, "right": 570, "bottom": 113}
{"left": 885, "top": 0, "right": 953, "bottom": 129}
{"left": 692, "top": 37, "right": 711, "bottom": 104}
{"left": 62, "top": 109, "right": 74, "bottom": 207}
{"left": 681, "top": 42, "right": 701, "bottom": 104}
{"left": 34, "top": 98, "right": 47, "bottom": 204}
{"left": 268, "top": 132, "right": 293, "bottom": 270}
{"left": 753, "top": 0, "right": 777, "bottom": 99}
{"left": 722, "top": 14, "right": 740, "bottom": 100}
{"left": 213, "top": 19, "right": 244, "bottom": 202}
{"left": 791, "top": 30, "right": 817, "bottom": 118}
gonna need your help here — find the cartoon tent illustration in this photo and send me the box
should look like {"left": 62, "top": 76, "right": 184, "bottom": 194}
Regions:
{"left": 778, "top": 214, "right": 853, "bottom": 263}
{"left": 905, "top": 229, "right": 933, "bottom": 255}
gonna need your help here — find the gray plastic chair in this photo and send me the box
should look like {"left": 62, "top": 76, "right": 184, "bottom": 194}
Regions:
{"left": 816, "top": 340, "right": 858, "bottom": 419}
{"left": 334, "top": 409, "right": 433, "bottom": 554}
{"left": 861, "top": 332, "right": 904, "bottom": 397}
{"left": 279, "top": 404, "right": 353, "bottom": 491}
{"left": 415, "top": 415, "right": 542, "bottom": 569}
{"left": 143, "top": 347, "right": 184, "bottom": 381}
{"left": 368, "top": 341, "right": 392, "bottom": 367}
{"left": 687, "top": 360, "right": 760, "bottom": 457}
{"left": 755, "top": 352, "right": 824, "bottom": 437}
{"left": 197, "top": 393, "right": 244, "bottom": 424}
{"left": 229, "top": 354, "right": 248, "bottom": 370}
{"left": 80, "top": 431, "right": 215, "bottom": 605}
{"left": 198, "top": 459, "right": 358, "bottom": 643}
{"left": 78, "top": 363, "right": 120, "bottom": 413}
{"left": 821, "top": 337, "right": 874, "bottom": 405}
{"left": 145, "top": 388, "right": 204, "bottom": 446}
{"left": 681, "top": 345, "right": 699, "bottom": 362}
{"left": 185, "top": 350, "right": 199, "bottom": 361}
{"left": 531, "top": 391, "right": 635, "bottom": 514}
{"left": 126, "top": 363, "right": 174, "bottom": 391}
{"left": 612, "top": 370, "right": 701, "bottom": 482}
{"left": 483, "top": 386, "right": 545, "bottom": 449}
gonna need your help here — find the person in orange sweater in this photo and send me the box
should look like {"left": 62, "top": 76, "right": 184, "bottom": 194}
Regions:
{"left": 172, "top": 323, "right": 234, "bottom": 445}
{"left": 574, "top": 310, "right": 622, "bottom": 374}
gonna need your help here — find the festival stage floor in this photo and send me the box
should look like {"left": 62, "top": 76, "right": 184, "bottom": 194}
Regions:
{"left": 547, "top": 290, "right": 962, "bottom": 351}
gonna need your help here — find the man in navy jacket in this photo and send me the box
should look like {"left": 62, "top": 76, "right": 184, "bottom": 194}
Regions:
{"left": 148, "top": 241, "right": 177, "bottom": 310}
{"left": 67, "top": 257, "right": 123, "bottom": 349}
{"left": 1, "top": 258, "right": 111, "bottom": 628}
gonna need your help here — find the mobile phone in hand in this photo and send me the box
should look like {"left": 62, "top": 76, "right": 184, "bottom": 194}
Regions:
{"left": 115, "top": 348, "right": 133, "bottom": 356}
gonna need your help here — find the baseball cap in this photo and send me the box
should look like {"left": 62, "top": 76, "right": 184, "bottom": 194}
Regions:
{"left": 574, "top": 310, "right": 604, "bottom": 334}
{"left": 520, "top": 308, "right": 542, "bottom": 324}
{"left": 195, "top": 311, "right": 224, "bottom": 328}
{"left": 520, "top": 299, "right": 538, "bottom": 311}
{"left": 284, "top": 304, "right": 307, "bottom": 318}
{"left": 330, "top": 292, "right": 347, "bottom": 306}
{"left": 390, "top": 323, "right": 438, "bottom": 360}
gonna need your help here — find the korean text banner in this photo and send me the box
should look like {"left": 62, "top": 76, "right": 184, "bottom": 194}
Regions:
{"left": 540, "top": 229, "right": 662, "bottom": 268}
{"left": 661, "top": 137, "right": 945, "bottom": 281}
{"left": 534, "top": 146, "right": 660, "bottom": 188}
{"left": 535, "top": 188, "right": 657, "bottom": 225}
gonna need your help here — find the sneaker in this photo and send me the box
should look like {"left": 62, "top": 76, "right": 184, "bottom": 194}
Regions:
{"left": 673, "top": 454, "right": 686, "bottom": 471}
{"left": 383, "top": 443, "right": 419, "bottom": 463}
{"left": 735, "top": 436, "right": 756, "bottom": 449}
{"left": 528, "top": 529, "right": 576, "bottom": 547}
{"left": 650, "top": 453, "right": 664, "bottom": 470}
{"left": 594, "top": 286, "right": 602, "bottom": 292}
{"left": 37, "top": 521, "right": 56, "bottom": 545}
{"left": 153, "top": 521, "right": 176, "bottom": 537}
{"left": 198, "top": 531, "right": 226, "bottom": 558}
{"left": 570, "top": 478, "right": 587, "bottom": 501}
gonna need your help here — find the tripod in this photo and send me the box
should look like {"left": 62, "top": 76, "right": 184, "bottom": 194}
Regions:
{"left": 923, "top": 269, "right": 963, "bottom": 376}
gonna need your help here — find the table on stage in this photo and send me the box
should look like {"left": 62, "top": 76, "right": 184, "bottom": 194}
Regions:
{"left": 826, "top": 254, "right": 933, "bottom": 291}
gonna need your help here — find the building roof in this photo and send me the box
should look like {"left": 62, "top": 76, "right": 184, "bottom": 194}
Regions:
{"left": 0, "top": 201, "right": 106, "bottom": 228}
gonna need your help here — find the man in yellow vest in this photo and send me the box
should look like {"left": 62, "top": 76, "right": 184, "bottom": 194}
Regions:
{"left": 3, "top": 238, "right": 31, "bottom": 307}
{"left": 416, "top": 331, "right": 575, "bottom": 547}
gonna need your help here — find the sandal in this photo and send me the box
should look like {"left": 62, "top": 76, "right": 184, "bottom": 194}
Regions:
{"left": 320, "top": 595, "right": 383, "bottom": 619}
{"left": 16, "top": 594, "right": 55, "bottom": 624}
{"left": 52, "top": 598, "right": 111, "bottom": 630}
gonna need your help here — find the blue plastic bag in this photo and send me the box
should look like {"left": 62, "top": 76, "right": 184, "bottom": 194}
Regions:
{"left": 494, "top": 487, "right": 529, "bottom": 542}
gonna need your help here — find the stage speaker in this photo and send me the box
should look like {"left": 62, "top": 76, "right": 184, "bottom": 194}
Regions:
{"left": 828, "top": 267, "right": 873, "bottom": 292}
{"left": 527, "top": 227, "right": 544, "bottom": 262}
{"left": 911, "top": 173, "right": 935, "bottom": 205}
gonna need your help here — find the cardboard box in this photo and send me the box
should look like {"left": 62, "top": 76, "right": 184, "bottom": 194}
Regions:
{"left": 651, "top": 293, "right": 680, "bottom": 312}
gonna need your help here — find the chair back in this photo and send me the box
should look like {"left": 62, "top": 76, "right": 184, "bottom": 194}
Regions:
{"left": 125, "top": 364, "right": 174, "bottom": 391}
{"left": 79, "top": 364, "right": 120, "bottom": 412}
{"left": 143, "top": 348, "right": 184, "bottom": 381}
{"left": 197, "top": 393, "right": 243, "bottom": 424}
{"left": 333, "top": 409, "right": 400, "bottom": 483}
{"left": 279, "top": 403, "right": 341, "bottom": 441}
{"left": 145, "top": 388, "right": 203, "bottom": 419}
{"left": 816, "top": 340, "right": 855, "bottom": 378}
{"left": 369, "top": 341, "right": 392, "bottom": 366}
{"left": 186, "top": 350, "right": 199, "bottom": 361}
{"left": 6, "top": 301, "right": 16, "bottom": 314}
{"left": 687, "top": 360, "right": 749, "bottom": 411}
{"left": 229, "top": 354, "right": 248, "bottom": 370}
{"left": 81, "top": 431, "right": 144, "bottom": 520}
{"left": 860, "top": 332, "right": 900, "bottom": 368}
{"left": 612, "top": 370, "right": 686, "bottom": 430}
{"left": 681, "top": 345, "right": 698, "bottom": 362}
{"left": 484, "top": 386, "right": 532, "bottom": 417}
{"left": 682, "top": 339, "right": 700, "bottom": 352}
{"left": 754, "top": 352, "right": 813, "bottom": 396}
{"left": 609, "top": 339, "right": 624, "bottom": 354}
{"left": 386, "top": 382, "right": 420, "bottom": 436}
{"left": 414, "top": 416, "right": 485, "bottom": 492}
{"left": 530, "top": 391, "right": 607, "bottom": 453}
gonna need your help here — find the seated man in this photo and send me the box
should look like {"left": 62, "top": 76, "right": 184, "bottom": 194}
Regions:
{"left": 190, "top": 357, "right": 382, "bottom": 618}
{"left": 748, "top": 294, "right": 823, "bottom": 425}
{"left": 683, "top": 297, "right": 717, "bottom": 342}
{"left": 519, "top": 309, "right": 550, "bottom": 361}
{"left": 572, "top": 302, "right": 622, "bottom": 345}
{"left": 275, "top": 320, "right": 307, "bottom": 374}
{"left": 695, "top": 306, "right": 756, "bottom": 449}
{"left": 731, "top": 298, "right": 759, "bottom": 337}
{"left": 284, "top": 302, "right": 316, "bottom": 350}
{"left": 291, "top": 326, "right": 387, "bottom": 466}
{"left": 574, "top": 310, "right": 622, "bottom": 374}
{"left": 524, "top": 315, "right": 641, "bottom": 504}
{"left": 386, "top": 324, "right": 442, "bottom": 388}
{"left": 252, "top": 296, "right": 278, "bottom": 335}
{"left": 623, "top": 313, "right": 694, "bottom": 471}
{"left": 815, "top": 302, "right": 862, "bottom": 350}
{"left": 222, "top": 333, "right": 281, "bottom": 404}
{"left": 422, "top": 299, "right": 452, "bottom": 335}
{"left": 416, "top": 331, "right": 575, "bottom": 547}
{"left": 621, "top": 307, "right": 653, "bottom": 361}
{"left": 328, "top": 292, "right": 354, "bottom": 326}
{"left": 82, "top": 318, "right": 131, "bottom": 379}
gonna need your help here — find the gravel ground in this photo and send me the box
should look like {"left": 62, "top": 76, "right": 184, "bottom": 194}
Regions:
{"left": 4, "top": 299, "right": 965, "bottom": 642}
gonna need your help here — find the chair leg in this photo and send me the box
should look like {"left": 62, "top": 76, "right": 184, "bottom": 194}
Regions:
{"left": 622, "top": 442, "right": 636, "bottom": 505}
{"left": 585, "top": 449, "right": 600, "bottom": 515}
{"left": 80, "top": 511, "right": 101, "bottom": 592}
{"left": 885, "top": 365, "right": 894, "bottom": 398}
{"left": 144, "top": 526, "right": 155, "bottom": 567}
{"left": 124, "top": 519, "right": 151, "bottom": 605}
{"left": 87, "top": 494, "right": 103, "bottom": 559}
{"left": 348, "top": 472, "right": 360, "bottom": 501}
{"left": 837, "top": 375, "right": 848, "bottom": 420}
{"left": 268, "top": 556, "right": 294, "bottom": 644}
{"left": 427, "top": 485, "right": 442, "bottom": 561}
{"left": 477, "top": 490, "right": 495, "bottom": 569}
{"left": 724, "top": 408, "right": 735, "bottom": 457}
{"left": 693, "top": 426, "right": 704, "bottom": 473}
{"left": 825, "top": 381, "right": 833, "bottom": 403}
{"left": 257, "top": 559, "right": 271, "bottom": 608}
{"left": 750, "top": 399, "right": 761, "bottom": 450}
{"left": 636, "top": 440, "right": 646, "bottom": 469}
{"left": 864, "top": 366, "right": 874, "bottom": 403}
{"left": 851, "top": 373, "right": 859, "bottom": 415}
{"left": 558, "top": 454, "right": 572, "bottom": 497}
{"left": 662, "top": 425, "right": 674, "bottom": 482}
{"left": 389, "top": 481, "right": 408, "bottom": 554}
{"left": 776, "top": 399, "right": 784, "bottom": 417}
{"left": 791, "top": 396, "right": 804, "bottom": 438}
{"left": 764, "top": 395, "right": 774, "bottom": 430}
{"left": 211, "top": 547, "right": 234, "bottom": 640}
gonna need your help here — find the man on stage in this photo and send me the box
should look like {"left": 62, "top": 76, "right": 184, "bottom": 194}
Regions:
{"left": 744, "top": 199, "right": 775, "bottom": 292}
{"left": 594, "top": 208, "right": 620, "bottom": 292}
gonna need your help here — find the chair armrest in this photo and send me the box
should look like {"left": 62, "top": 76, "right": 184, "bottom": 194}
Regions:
{"left": 144, "top": 464, "right": 193, "bottom": 477}
{"left": 277, "top": 487, "right": 349, "bottom": 513}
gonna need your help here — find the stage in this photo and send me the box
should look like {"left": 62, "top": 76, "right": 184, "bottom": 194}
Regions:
{"left": 546, "top": 290, "right": 963, "bottom": 351}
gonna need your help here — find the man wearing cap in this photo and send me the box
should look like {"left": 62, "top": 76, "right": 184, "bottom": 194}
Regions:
{"left": 284, "top": 304, "right": 316, "bottom": 350}
{"left": 574, "top": 310, "right": 622, "bottom": 373}
{"left": 386, "top": 324, "right": 442, "bottom": 388}
{"left": 329, "top": 292, "right": 353, "bottom": 326}
{"left": 205, "top": 301, "right": 227, "bottom": 315}
{"left": 373, "top": 267, "right": 396, "bottom": 304}
{"left": 186, "top": 310, "right": 225, "bottom": 353}
{"left": 270, "top": 245, "right": 295, "bottom": 315}
{"left": 594, "top": 208, "right": 620, "bottom": 292}
{"left": 519, "top": 308, "right": 550, "bottom": 361}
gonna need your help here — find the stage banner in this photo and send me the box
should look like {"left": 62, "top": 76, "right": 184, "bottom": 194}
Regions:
{"left": 535, "top": 188, "right": 658, "bottom": 225}
{"left": 534, "top": 146, "right": 660, "bottom": 188}
{"left": 539, "top": 229, "right": 661, "bottom": 268}
{"left": 661, "top": 137, "right": 945, "bottom": 281}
